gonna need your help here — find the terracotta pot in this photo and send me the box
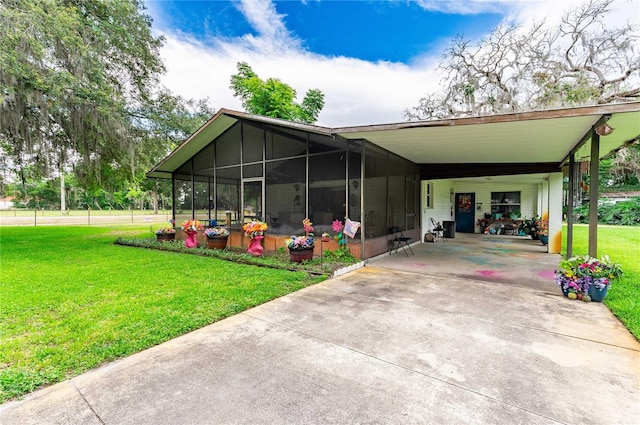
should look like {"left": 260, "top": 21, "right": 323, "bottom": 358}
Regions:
{"left": 289, "top": 247, "right": 314, "bottom": 263}
{"left": 156, "top": 233, "right": 175, "bottom": 242}
{"left": 207, "top": 236, "right": 228, "bottom": 250}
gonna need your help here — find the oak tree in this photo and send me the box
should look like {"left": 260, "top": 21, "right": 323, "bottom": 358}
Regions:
{"left": 230, "top": 62, "right": 325, "bottom": 124}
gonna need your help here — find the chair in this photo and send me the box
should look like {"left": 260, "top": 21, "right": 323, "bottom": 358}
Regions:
{"left": 389, "top": 226, "right": 414, "bottom": 256}
{"left": 430, "top": 218, "right": 447, "bottom": 242}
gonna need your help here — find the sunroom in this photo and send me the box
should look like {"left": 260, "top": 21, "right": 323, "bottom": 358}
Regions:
{"left": 148, "top": 111, "right": 420, "bottom": 259}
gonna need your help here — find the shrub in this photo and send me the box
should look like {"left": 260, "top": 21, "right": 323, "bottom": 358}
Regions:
{"left": 573, "top": 198, "right": 640, "bottom": 225}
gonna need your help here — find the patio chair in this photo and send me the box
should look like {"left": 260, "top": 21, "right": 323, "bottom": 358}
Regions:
{"left": 389, "top": 226, "right": 414, "bottom": 256}
{"left": 430, "top": 218, "right": 447, "bottom": 242}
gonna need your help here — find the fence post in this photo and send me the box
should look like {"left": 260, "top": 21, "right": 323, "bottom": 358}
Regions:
{"left": 88, "top": 207, "right": 91, "bottom": 225}
{"left": 34, "top": 209, "right": 37, "bottom": 227}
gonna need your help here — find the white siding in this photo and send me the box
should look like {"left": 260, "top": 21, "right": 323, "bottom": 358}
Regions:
{"left": 421, "top": 180, "right": 454, "bottom": 237}
{"left": 451, "top": 182, "right": 539, "bottom": 233}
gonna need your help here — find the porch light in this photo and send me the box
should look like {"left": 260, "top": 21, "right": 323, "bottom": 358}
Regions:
{"left": 595, "top": 124, "right": 614, "bottom": 136}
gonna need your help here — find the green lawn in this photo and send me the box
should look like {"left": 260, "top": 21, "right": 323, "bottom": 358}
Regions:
{"left": 1, "top": 224, "right": 637, "bottom": 403}
{"left": 562, "top": 224, "right": 640, "bottom": 340}
{"left": 0, "top": 226, "right": 323, "bottom": 403}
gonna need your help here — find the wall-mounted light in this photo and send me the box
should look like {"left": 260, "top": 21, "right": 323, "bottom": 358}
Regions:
{"left": 476, "top": 202, "right": 483, "bottom": 211}
{"left": 595, "top": 124, "right": 614, "bottom": 136}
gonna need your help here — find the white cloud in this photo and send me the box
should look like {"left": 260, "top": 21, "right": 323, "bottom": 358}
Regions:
{"left": 233, "top": 0, "right": 299, "bottom": 51}
{"left": 154, "top": 0, "right": 639, "bottom": 127}
{"left": 415, "top": 0, "right": 507, "bottom": 14}
{"left": 159, "top": 33, "right": 440, "bottom": 127}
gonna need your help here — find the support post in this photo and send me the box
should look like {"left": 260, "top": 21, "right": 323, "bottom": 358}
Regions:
{"left": 548, "top": 173, "right": 563, "bottom": 254}
{"left": 588, "top": 131, "right": 600, "bottom": 257}
{"left": 567, "top": 154, "right": 575, "bottom": 258}
{"left": 171, "top": 175, "right": 176, "bottom": 226}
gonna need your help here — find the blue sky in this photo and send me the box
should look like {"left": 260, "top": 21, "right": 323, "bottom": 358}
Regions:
{"left": 150, "top": 1, "right": 502, "bottom": 64}
{"left": 145, "top": 0, "right": 638, "bottom": 126}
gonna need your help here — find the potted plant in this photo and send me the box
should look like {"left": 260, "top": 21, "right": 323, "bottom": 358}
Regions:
{"left": 538, "top": 216, "right": 549, "bottom": 245}
{"left": 286, "top": 218, "right": 315, "bottom": 262}
{"left": 518, "top": 215, "right": 540, "bottom": 240}
{"left": 242, "top": 220, "right": 268, "bottom": 256}
{"left": 554, "top": 255, "right": 623, "bottom": 301}
{"left": 155, "top": 226, "right": 176, "bottom": 242}
{"left": 203, "top": 227, "right": 229, "bottom": 250}
{"left": 181, "top": 219, "right": 203, "bottom": 248}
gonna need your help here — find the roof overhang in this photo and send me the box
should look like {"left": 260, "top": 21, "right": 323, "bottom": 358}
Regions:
{"left": 147, "top": 103, "right": 640, "bottom": 181}
{"left": 334, "top": 103, "right": 640, "bottom": 165}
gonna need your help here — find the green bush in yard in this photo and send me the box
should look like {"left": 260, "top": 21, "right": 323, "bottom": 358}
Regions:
{"left": 574, "top": 198, "right": 640, "bottom": 225}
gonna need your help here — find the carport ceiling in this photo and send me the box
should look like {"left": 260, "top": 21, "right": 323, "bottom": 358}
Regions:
{"left": 335, "top": 103, "right": 640, "bottom": 165}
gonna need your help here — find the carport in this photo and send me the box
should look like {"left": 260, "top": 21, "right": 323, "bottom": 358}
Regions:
{"left": 374, "top": 233, "right": 559, "bottom": 289}
{"left": 335, "top": 102, "right": 640, "bottom": 257}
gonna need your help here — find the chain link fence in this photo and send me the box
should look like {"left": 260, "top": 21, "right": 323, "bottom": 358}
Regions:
{"left": 0, "top": 209, "right": 172, "bottom": 227}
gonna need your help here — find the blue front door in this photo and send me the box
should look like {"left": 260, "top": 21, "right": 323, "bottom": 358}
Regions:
{"left": 455, "top": 193, "right": 475, "bottom": 233}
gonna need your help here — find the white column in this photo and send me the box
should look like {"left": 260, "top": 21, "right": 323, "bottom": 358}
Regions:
{"left": 537, "top": 183, "right": 543, "bottom": 216}
{"left": 540, "top": 180, "right": 550, "bottom": 252}
{"left": 548, "top": 172, "right": 563, "bottom": 254}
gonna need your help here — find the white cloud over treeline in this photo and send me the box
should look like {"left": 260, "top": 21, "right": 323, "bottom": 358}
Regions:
{"left": 150, "top": 0, "right": 638, "bottom": 127}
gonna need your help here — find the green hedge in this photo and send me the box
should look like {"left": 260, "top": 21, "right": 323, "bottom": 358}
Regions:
{"left": 574, "top": 198, "right": 640, "bottom": 225}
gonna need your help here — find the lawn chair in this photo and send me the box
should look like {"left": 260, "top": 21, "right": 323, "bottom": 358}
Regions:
{"left": 430, "top": 218, "right": 446, "bottom": 242}
{"left": 389, "top": 226, "right": 414, "bottom": 256}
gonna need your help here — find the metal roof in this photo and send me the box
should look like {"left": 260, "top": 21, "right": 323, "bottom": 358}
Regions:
{"left": 147, "top": 103, "right": 640, "bottom": 179}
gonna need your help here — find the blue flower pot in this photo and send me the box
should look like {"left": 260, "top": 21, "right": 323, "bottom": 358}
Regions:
{"left": 588, "top": 284, "right": 609, "bottom": 302}
{"left": 539, "top": 235, "right": 548, "bottom": 245}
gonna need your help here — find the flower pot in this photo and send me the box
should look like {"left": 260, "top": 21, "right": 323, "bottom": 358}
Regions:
{"left": 588, "top": 284, "right": 609, "bottom": 302}
{"left": 185, "top": 230, "right": 198, "bottom": 248}
{"left": 207, "top": 236, "right": 228, "bottom": 250}
{"left": 289, "top": 247, "right": 314, "bottom": 263}
{"left": 539, "top": 235, "right": 548, "bottom": 245}
{"left": 156, "top": 234, "right": 175, "bottom": 242}
{"left": 248, "top": 235, "right": 264, "bottom": 257}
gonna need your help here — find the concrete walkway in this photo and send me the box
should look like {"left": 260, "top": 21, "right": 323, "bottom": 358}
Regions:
{"left": 2, "top": 236, "right": 639, "bottom": 424}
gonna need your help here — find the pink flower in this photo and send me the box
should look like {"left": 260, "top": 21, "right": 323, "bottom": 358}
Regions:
{"left": 332, "top": 219, "right": 343, "bottom": 233}
{"left": 302, "top": 218, "right": 314, "bottom": 234}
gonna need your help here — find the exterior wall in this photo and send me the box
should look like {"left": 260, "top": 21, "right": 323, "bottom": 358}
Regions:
{"left": 452, "top": 181, "right": 539, "bottom": 233}
{"left": 176, "top": 228, "right": 366, "bottom": 259}
{"left": 421, "top": 180, "right": 454, "bottom": 239}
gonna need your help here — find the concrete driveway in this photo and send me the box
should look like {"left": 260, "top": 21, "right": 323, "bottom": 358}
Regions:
{"left": 2, "top": 236, "right": 639, "bottom": 424}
